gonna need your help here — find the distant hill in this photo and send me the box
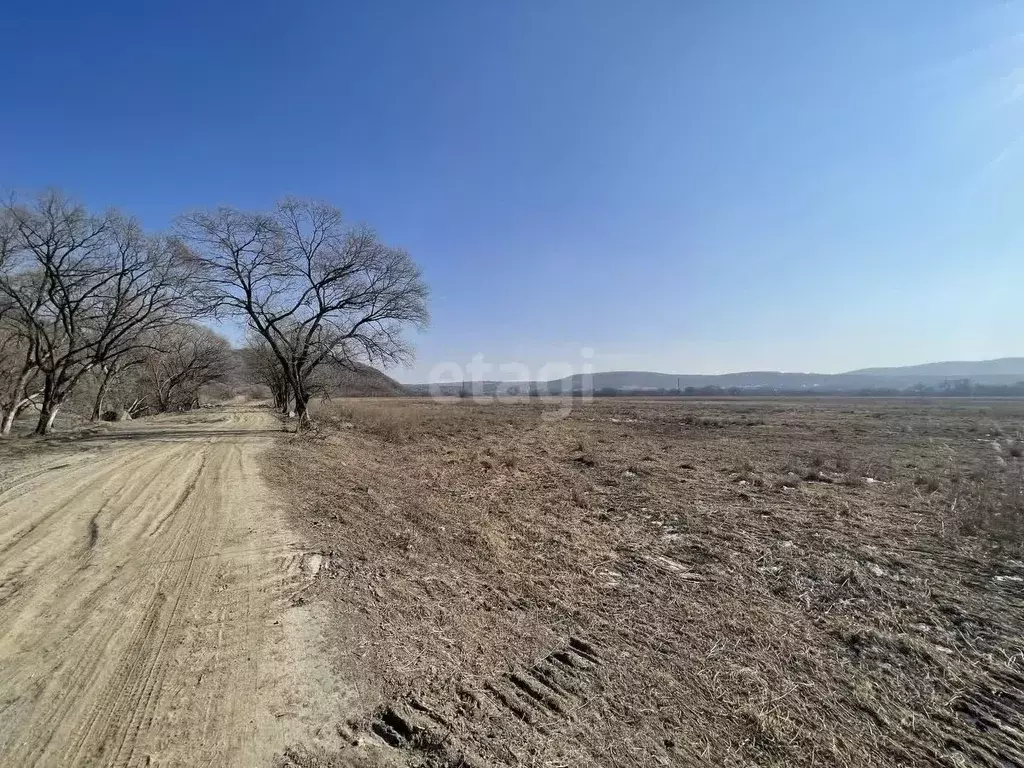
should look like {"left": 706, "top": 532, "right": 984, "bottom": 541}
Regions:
{"left": 231, "top": 349, "right": 405, "bottom": 398}
{"left": 324, "top": 362, "right": 405, "bottom": 397}
{"left": 846, "top": 358, "right": 1024, "bottom": 379}
{"left": 406, "top": 357, "right": 1024, "bottom": 395}
{"left": 554, "top": 370, "right": 858, "bottom": 391}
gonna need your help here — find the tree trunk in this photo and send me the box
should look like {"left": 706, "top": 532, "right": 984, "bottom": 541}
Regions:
{"left": 91, "top": 371, "right": 113, "bottom": 421}
{"left": 34, "top": 376, "right": 63, "bottom": 436}
{"left": 156, "top": 383, "right": 171, "bottom": 413}
{"left": 45, "top": 405, "right": 60, "bottom": 432}
{"left": 2, "top": 397, "right": 34, "bottom": 436}
{"left": 293, "top": 391, "right": 311, "bottom": 426}
{"left": 35, "top": 401, "right": 61, "bottom": 435}
{"left": 278, "top": 381, "right": 292, "bottom": 414}
{"left": 1, "top": 362, "right": 39, "bottom": 434}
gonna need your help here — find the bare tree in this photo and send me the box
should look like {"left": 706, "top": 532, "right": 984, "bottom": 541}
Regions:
{"left": 138, "top": 324, "right": 232, "bottom": 412}
{"left": 0, "top": 193, "right": 111, "bottom": 433}
{"left": 242, "top": 334, "right": 291, "bottom": 413}
{"left": 88, "top": 347, "right": 147, "bottom": 422}
{"left": 89, "top": 221, "right": 196, "bottom": 372}
{"left": 0, "top": 315, "right": 41, "bottom": 435}
{"left": 0, "top": 192, "right": 195, "bottom": 434}
{"left": 0, "top": 209, "right": 43, "bottom": 433}
{"left": 178, "top": 198, "right": 428, "bottom": 423}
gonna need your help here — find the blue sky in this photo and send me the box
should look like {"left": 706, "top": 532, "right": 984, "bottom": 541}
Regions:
{"left": 2, "top": 1, "right": 1023, "bottom": 382}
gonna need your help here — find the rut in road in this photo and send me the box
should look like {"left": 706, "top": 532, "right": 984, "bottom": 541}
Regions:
{"left": 0, "top": 407, "right": 343, "bottom": 768}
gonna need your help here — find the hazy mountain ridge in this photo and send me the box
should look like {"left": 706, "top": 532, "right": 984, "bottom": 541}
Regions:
{"left": 846, "top": 358, "right": 1024, "bottom": 378}
{"left": 407, "top": 357, "right": 1024, "bottom": 394}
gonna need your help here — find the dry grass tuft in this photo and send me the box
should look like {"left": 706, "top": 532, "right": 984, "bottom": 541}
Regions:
{"left": 950, "top": 461, "right": 1024, "bottom": 547}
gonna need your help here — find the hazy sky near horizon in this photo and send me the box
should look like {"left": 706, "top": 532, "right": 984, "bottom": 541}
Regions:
{"left": 3, "top": 1, "right": 1024, "bottom": 382}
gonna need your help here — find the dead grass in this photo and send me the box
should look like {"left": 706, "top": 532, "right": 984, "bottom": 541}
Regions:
{"left": 950, "top": 461, "right": 1024, "bottom": 546}
{"left": 268, "top": 397, "right": 1024, "bottom": 767}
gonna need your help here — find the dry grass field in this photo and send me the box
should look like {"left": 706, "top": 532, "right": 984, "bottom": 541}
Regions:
{"left": 269, "top": 397, "right": 1024, "bottom": 768}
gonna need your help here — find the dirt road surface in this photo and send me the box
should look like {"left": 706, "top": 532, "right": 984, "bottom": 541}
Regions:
{"left": 0, "top": 406, "right": 344, "bottom": 767}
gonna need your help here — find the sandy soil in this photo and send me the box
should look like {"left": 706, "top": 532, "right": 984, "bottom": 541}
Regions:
{"left": 0, "top": 405, "right": 346, "bottom": 767}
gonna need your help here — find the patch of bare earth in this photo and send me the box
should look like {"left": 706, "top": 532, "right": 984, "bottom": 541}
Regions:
{"left": 268, "top": 397, "right": 1024, "bottom": 767}
{"left": 0, "top": 406, "right": 350, "bottom": 767}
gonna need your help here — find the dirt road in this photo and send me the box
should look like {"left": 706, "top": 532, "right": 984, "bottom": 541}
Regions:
{"left": 0, "top": 406, "right": 342, "bottom": 767}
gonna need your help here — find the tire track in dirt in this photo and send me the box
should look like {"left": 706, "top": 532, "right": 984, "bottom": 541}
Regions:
{"left": 0, "top": 406, "right": 343, "bottom": 767}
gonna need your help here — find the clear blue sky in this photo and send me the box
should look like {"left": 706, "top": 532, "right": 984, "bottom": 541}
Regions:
{"left": 2, "top": 1, "right": 1022, "bottom": 382}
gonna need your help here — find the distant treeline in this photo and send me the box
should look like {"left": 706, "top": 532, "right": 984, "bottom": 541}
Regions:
{"left": 412, "top": 378, "right": 1024, "bottom": 399}
{"left": 590, "top": 380, "right": 1024, "bottom": 398}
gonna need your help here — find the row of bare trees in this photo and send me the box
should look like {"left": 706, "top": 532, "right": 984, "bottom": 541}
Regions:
{"left": 0, "top": 191, "right": 429, "bottom": 434}
{"left": 88, "top": 325, "right": 234, "bottom": 420}
{"left": 179, "top": 198, "right": 429, "bottom": 423}
{"left": 0, "top": 192, "right": 233, "bottom": 434}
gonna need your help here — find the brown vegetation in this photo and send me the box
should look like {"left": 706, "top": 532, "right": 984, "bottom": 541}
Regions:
{"left": 269, "top": 397, "right": 1024, "bottom": 767}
